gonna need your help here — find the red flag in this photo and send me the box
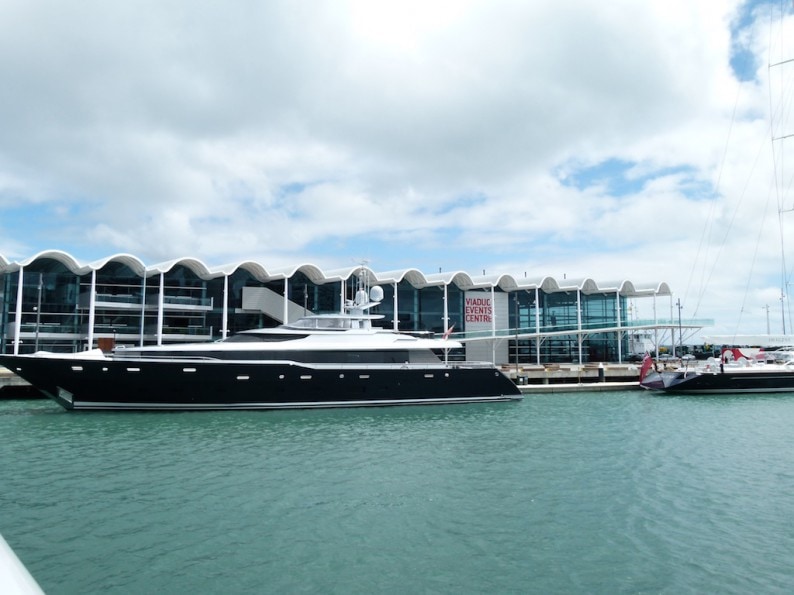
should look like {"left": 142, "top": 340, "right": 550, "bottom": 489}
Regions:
{"left": 639, "top": 353, "right": 654, "bottom": 381}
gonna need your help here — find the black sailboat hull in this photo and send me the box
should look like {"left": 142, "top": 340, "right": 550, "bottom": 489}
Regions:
{"left": 0, "top": 355, "right": 522, "bottom": 410}
{"left": 640, "top": 369, "right": 794, "bottom": 394}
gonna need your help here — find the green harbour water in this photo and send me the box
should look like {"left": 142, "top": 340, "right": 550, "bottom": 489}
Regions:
{"left": 2, "top": 391, "right": 794, "bottom": 594}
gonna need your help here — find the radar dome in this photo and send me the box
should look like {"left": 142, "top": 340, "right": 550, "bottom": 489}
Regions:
{"left": 369, "top": 286, "right": 384, "bottom": 302}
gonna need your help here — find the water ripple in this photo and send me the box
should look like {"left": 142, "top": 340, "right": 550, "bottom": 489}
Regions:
{"left": 3, "top": 394, "right": 794, "bottom": 593}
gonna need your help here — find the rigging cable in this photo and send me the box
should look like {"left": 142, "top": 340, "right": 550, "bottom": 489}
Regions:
{"left": 682, "top": 85, "right": 740, "bottom": 320}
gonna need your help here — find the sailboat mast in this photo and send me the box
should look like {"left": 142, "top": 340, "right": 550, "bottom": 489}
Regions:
{"left": 780, "top": 205, "right": 792, "bottom": 335}
{"left": 769, "top": 4, "right": 793, "bottom": 335}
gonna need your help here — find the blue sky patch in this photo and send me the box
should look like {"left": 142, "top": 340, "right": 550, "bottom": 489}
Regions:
{"left": 277, "top": 182, "right": 311, "bottom": 197}
{"left": 431, "top": 192, "right": 487, "bottom": 215}
{"left": 558, "top": 158, "right": 705, "bottom": 198}
{"left": 729, "top": 0, "right": 781, "bottom": 82}
{"left": 729, "top": 0, "right": 759, "bottom": 81}
{"left": 559, "top": 158, "right": 638, "bottom": 195}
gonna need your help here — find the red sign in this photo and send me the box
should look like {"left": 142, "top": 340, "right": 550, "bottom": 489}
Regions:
{"left": 465, "top": 296, "right": 493, "bottom": 323}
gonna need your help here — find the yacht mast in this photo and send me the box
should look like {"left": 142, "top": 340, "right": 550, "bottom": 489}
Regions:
{"left": 769, "top": 6, "right": 794, "bottom": 334}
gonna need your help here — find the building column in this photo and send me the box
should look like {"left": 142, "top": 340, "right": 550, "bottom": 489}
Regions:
{"left": 442, "top": 283, "right": 449, "bottom": 333}
{"left": 535, "top": 287, "right": 540, "bottom": 365}
{"left": 157, "top": 273, "right": 164, "bottom": 346}
{"left": 577, "top": 288, "right": 583, "bottom": 365}
{"left": 669, "top": 294, "right": 674, "bottom": 356}
{"left": 87, "top": 270, "right": 97, "bottom": 350}
{"left": 491, "top": 285, "right": 496, "bottom": 363}
{"left": 653, "top": 293, "right": 658, "bottom": 356}
{"left": 442, "top": 284, "right": 450, "bottom": 363}
{"left": 13, "top": 267, "right": 23, "bottom": 355}
{"left": 34, "top": 273, "right": 42, "bottom": 352}
{"left": 222, "top": 275, "right": 229, "bottom": 339}
{"left": 283, "top": 278, "right": 289, "bottom": 324}
{"left": 139, "top": 276, "right": 146, "bottom": 347}
{"left": 616, "top": 289, "right": 622, "bottom": 363}
{"left": 393, "top": 282, "right": 399, "bottom": 330}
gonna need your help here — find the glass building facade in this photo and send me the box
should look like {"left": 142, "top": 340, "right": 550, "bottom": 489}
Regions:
{"left": 0, "top": 252, "right": 672, "bottom": 364}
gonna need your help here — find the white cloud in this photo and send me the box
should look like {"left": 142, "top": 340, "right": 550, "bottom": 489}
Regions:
{"left": 0, "top": 0, "right": 793, "bottom": 335}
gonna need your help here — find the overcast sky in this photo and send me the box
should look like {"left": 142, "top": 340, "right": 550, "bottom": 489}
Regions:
{"left": 1, "top": 0, "right": 793, "bottom": 337}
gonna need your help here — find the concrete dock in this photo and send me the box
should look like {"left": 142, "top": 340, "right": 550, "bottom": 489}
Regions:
{"left": 505, "top": 362, "right": 642, "bottom": 393}
{"left": 0, "top": 368, "right": 41, "bottom": 398}
{"left": 518, "top": 381, "right": 639, "bottom": 394}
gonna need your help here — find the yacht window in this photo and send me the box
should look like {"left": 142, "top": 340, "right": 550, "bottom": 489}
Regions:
{"left": 317, "top": 318, "right": 340, "bottom": 329}
{"left": 288, "top": 317, "right": 349, "bottom": 330}
{"left": 225, "top": 334, "right": 307, "bottom": 343}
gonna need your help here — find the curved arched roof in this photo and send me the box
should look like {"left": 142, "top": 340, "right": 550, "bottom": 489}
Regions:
{"left": 19, "top": 250, "right": 83, "bottom": 273}
{"left": 555, "top": 277, "right": 600, "bottom": 294}
{"left": 464, "top": 273, "right": 524, "bottom": 291}
{"left": 630, "top": 281, "right": 672, "bottom": 296}
{"left": 210, "top": 260, "right": 270, "bottom": 281}
{"left": 85, "top": 254, "right": 148, "bottom": 277}
{"left": 422, "top": 271, "right": 476, "bottom": 289}
{"left": 516, "top": 276, "right": 561, "bottom": 292}
{"left": 147, "top": 257, "right": 214, "bottom": 279}
{"left": 375, "top": 268, "right": 428, "bottom": 287}
{"left": 0, "top": 250, "right": 673, "bottom": 297}
{"left": 320, "top": 265, "right": 371, "bottom": 283}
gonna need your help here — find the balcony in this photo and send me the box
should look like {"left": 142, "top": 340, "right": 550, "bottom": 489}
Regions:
{"left": 77, "top": 291, "right": 214, "bottom": 312}
{"left": 146, "top": 294, "right": 213, "bottom": 311}
{"left": 8, "top": 322, "right": 78, "bottom": 339}
{"left": 78, "top": 292, "right": 143, "bottom": 310}
{"left": 145, "top": 325, "right": 213, "bottom": 341}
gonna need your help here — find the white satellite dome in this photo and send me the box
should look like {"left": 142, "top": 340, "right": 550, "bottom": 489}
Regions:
{"left": 369, "top": 285, "right": 384, "bottom": 303}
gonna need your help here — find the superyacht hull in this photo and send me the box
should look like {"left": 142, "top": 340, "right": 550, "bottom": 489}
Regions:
{"left": 0, "top": 355, "right": 522, "bottom": 411}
